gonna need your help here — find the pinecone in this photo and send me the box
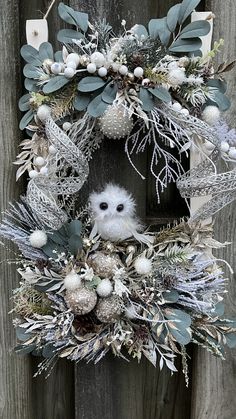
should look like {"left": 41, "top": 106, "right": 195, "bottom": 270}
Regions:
{"left": 130, "top": 53, "right": 144, "bottom": 68}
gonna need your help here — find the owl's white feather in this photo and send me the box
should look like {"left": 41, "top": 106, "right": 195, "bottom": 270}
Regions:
{"left": 89, "top": 184, "right": 153, "bottom": 244}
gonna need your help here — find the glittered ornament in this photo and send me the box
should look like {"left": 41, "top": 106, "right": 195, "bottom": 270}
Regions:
{"left": 65, "top": 287, "right": 97, "bottom": 315}
{"left": 88, "top": 251, "right": 120, "bottom": 278}
{"left": 99, "top": 105, "right": 133, "bottom": 139}
{"left": 95, "top": 296, "right": 122, "bottom": 322}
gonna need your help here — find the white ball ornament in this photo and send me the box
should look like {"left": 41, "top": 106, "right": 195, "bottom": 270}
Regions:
{"left": 64, "top": 271, "right": 82, "bottom": 291}
{"left": 29, "top": 230, "right": 47, "bottom": 248}
{"left": 98, "top": 67, "right": 108, "bottom": 77}
{"left": 37, "top": 105, "right": 51, "bottom": 122}
{"left": 220, "top": 141, "right": 230, "bottom": 153}
{"left": 134, "top": 67, "right": 144, "bottom": 77}
{"left": 119, "top": 65, "right": 128, "bottom": 76}
{"left": 29, "top": 169, "right": 38, "bottom": 179}
{"left": 62, "top": 122, "right": 72, "bottom": 132}
{"left": 96, "top": 279, "right": 113, "bottom": 297}
{"left": 228, "top": 147, "right": 236, "bottom": 159}
{"left": 51, "top": 62, "right": 62, "bottom": 75}
{"left": 64, "top": 67, "right": 76, "bottom": 79}
{"left": 87, "top": 63, "right": 97, "bottom": 74}
{"left": 66, "top": 53, "right": 80, "bottom": 67}
{"left": 34, "top": 156, "right": 45, "bottom": 166}
{"left": 202, "top": 106, "right": 221, "bottom": 126}
{"left": 134, "top": 256, "right": 152, "bottom": 275}
{"left": 99, "top": 105, "right": 133, "bottom": 139}
{"left": 90, "top": 51, "right": 105, "bottom": 67}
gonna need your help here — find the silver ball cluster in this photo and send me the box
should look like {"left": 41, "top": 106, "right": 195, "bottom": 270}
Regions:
{"left": 65, "top": 288, "right": 97, "bottom": 315}
{"left": 95, "top": 296, "right": 122, "bottom": 323}
{"left": 99, "top": 105, "right": 133, "bottom": 139}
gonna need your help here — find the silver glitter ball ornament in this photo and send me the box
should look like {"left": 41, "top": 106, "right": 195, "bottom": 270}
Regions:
{"left": 88, "top": 251, "right": 120, "bottom": 278}
{"left": 65, "top": 287, "right": 97, "bottom": 315}
{"left": 95, "top": 296, "right": 123, "bottom": 323}
{"left": 99, "top": 105, "right": 133, "bottom": 139}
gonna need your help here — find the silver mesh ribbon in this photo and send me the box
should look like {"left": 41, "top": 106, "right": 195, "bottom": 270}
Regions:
{"left": 26, "top": 118, "right": 89, "bottom": 230}
{"left": 174, "top": 112, "right": 236, "bottom": 221}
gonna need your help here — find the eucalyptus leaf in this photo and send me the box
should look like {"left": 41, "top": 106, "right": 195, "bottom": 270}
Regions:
{"left": 178, "top": 0, "right": 202, "bottom": 24}
{"left": 54, "top": 50, "right": 63, "bottom": 62}
{"left": 87, "top": 93, "right": 108, "bottom": 117}
{"left": 209, "top": 89, "right": 231, "bottom": 111}
{"left": 166, "top": 3, "right": 181, "bottom": 32}
{"left": 15, "top": 343, "right": 36, "bottom": 355}
{"left": 78, "top": 77, "right": 106, "bottom": 93}
{"left": 20, "top": 44, "right": 41, "bottom": 66}
{"left": 16, "top": 326, "right": 32, "bottom": 342}
{"left": 42, "top": 343, "right": 55, "bottom": 358}
{"left": 23, "top": 64, "right": 41, "bottom": 79}
{"left": 148, "top": 17, "right": 171, "bottom": 45}
{"left": 57, "top": 29, "right": 84, "bottom": 44}
{"left": 102, "top": 82, "right": 118, "bottom": 104}
{"left": 165, "top": 308, "right": 192, "bottom": 345}
{"left": 24, "top": 78, "right": 38, "bottom": 92}
{"left": 162, "top": 290, "right": 179, "bottom": 303}
{"left": 226, "top": 333, "right": 236, "bottom": 348}
{"left": 68, "top": 234, "right": 83, "bottom": 255}
{"left": 39, "top": 42, "right": 54, "bottom": 61}
{"left": 132, "top": 24, "right": 148, "bottom": 40}
{"left": 58, "top": 3, "right": 88, "bottom": 32}
{"left": 207, "top": 79, "right": 227, "bottom": 93}
{"left": 179, "top": 20, "right": 211, "bottom": 39}
{"left": 19, "top": 109, "right": 34, "bottom": 130}
{"left": 42, "top": 241, "right": 62, "bottom": 258}
{"left": 139, "top": 87, "right": 155, "bottom": 111}
{"left": 67, "top": 219, "right": 82, "bottom": 236}
{"left": 213, "top": 302, "right": 225, "bottom": 316}
{"left": 169, "top": 37, "right": 202, "bottom": 53}
{"left": 74, "top": 94, "right": 90, "bottom": 111}
{"left": 148, "top": 86, "right": 171, "bottom": 103}
{"left": 43, "top": 76, "right": 69, "bottom": 94}
{"left": 18, "top": 94, "right": 31, "bottom": 112}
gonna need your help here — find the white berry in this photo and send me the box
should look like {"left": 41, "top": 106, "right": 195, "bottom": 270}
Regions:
{"left": 40, "top": 166, "right": 48, "bottom": 175}
{"left": 172, "top": 102, "right": 182, "bottom": 112}
{"left": 87, "top": 63, "right": 97, "bottom": 74}
{"left": 64, "top": 271, "right": 82, "bottom": 291}
{"left": 220, "top": 142, "right": 230, "bottom": 153}
{"left": 34, "top": 156, "right": 45, "bottom": 166}
{"left": 62, "top": 122, "right": 72, "bottom": 132}
{"left": 29, "top": 169, "right": 38, "bottom": 179}
{"left": 134, "top": 67, "right": 144, "bottom": 78}
{"left": 37, "top": 105, "right": 51, "bottom": 122}
{"left": 64, "top": 67, "right": 76, "bottom": 79}
{"left": 134, "top": 256, "right": 152, "bottom": 275}
{"left": 228, "top": 147, "right": 236, "bottom": 159}
{"left": 51, "top": 62, "right": 62, "bottom": 75}
{"left": 98, "top": 67, "right": 108, "bottom": 77}
{"left": 90, "top": 52, "right": 105, "bottom": 68}
{"left": 119, "top": 65, "right": 128, "bottom": 76}
{"left": 29, "top": 230, "right": 47, "bottom": 248}
{"left": 48, "top": 145, "right": 57, "bottom": 155}
{"left": 66, "top": 53, "right": 80, "bottom": 67}
{"left": 66, "top": 61, "right": 77, "bottom": 70}
{"left": 96, "top": 279, "right": 113, "bottom": 297}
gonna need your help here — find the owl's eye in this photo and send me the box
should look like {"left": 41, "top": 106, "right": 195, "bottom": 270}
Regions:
{"left": 100, "top": 202, "right": 108, "bottom": 210}
{"left": 116, "top": 204, "right": 124, "bottom": 212}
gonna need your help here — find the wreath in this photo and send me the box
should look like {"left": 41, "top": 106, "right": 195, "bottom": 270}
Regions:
{"left": 1, "top": 0, "right": 236, "bottom": 381}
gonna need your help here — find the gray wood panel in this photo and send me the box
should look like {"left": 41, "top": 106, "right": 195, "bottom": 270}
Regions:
{"left": 191, "top": 1, "right": 236, "bottom": 418}
{"left": 0, "top": 1, "right": 33, "bottom": 418}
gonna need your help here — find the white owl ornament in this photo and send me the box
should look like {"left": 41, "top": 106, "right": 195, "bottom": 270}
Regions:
{"left": 89, "top": 184, "right": 153, "bottom": 244}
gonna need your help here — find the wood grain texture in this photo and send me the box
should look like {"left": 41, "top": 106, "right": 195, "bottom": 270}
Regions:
{"left": 191, "top": 2, "right": 236, "bottom": 418}
{"left": 0, "top": 1, "right": 33, "bottom": 418}
{"left": 71, "top": 1, "right": 191, "bottom": 418}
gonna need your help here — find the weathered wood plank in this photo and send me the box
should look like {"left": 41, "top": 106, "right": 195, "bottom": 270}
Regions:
{"left": 0, "top": 1, "right": 33, "bottom": 418}
{"left": 191, "top": 1, "right": 236, "bottom": 418}
{"left": 70, "top": 1, "right": 191, "bottom": 418}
